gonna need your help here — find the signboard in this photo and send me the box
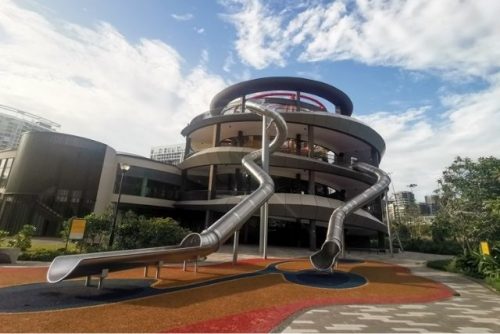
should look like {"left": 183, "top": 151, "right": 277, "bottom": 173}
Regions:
{"left": 480, "top": 241, "right": 490, "bottom": 256}
{"left": 69, "top": 218, "right": 87, "bottom": 240}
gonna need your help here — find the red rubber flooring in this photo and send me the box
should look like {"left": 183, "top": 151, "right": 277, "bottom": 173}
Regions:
{"left": 0, "top": 258, "right": 455, "bottom": 333}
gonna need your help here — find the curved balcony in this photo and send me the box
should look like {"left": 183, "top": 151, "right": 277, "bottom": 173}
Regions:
{"left": 182, "top": 112, "right": 385, "bottom": 163}
{"left": 174, "top": 192, "right": 386, "bottom": 233}
{"left": 179, "top": 146, "right": 377, "bottom": 187}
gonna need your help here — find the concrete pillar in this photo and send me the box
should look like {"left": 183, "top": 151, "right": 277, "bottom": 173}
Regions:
{"left": 295, "top": 134, "right": 301, "bottom": 155}
{"left": 307, "top": 125, "right": 314, "bottom": 158}
{"left": 140, "top": 177, "right": 148, "bottom": 197}
{"left": 309, "top": 220, "right": 316, "bottom": 251}
{"left": 204, "top": 124, "right": 220, "bottom": 228}
{"left": 184, "top": 137, "right": 192, "bottom": 158}
{"left": 377, "top": 231, "right": 385, "bottom": 250}
{"left": 237, "top": 130, "right": 244, "bottom": 147}
{"left": 308, "top": 170, "right": 315, "bottom": 195}
{"left": 204, "top": 165, "right": 217, "bottom": 229}
{"left": 235, "top": 168, "right": 241, "bottom": 192}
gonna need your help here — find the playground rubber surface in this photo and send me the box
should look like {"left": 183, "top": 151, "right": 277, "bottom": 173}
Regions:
{"left": 0, "top": 258, "right": 455, "bottom": 333}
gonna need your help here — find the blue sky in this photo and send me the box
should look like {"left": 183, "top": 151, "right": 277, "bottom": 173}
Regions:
{"left": 1, "top": 0, "right": 499, "bottom": 200}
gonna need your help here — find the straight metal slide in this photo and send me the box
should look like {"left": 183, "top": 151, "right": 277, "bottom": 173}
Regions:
{"left": 310, "top": 162, "right": 391, "bottom": 271}
{"left": 46, "top": 101, "right": 288, "bottom": 283}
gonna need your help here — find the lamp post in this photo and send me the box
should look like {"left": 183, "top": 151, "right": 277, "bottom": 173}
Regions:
{"left": 108, "top": 163, "right": 130, "bottom": 248}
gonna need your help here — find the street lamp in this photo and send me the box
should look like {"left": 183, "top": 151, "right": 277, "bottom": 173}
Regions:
{"left": 108, "top": 163, "right": 130, "bottom": 247}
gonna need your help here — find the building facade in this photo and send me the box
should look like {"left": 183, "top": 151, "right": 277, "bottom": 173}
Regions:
{"left": 150, "top": 143, "right": 185, "bottom": 165}
{"left": 0, "top": 104, "right": 60, "bottom": 150}
{"left": 0, "top": 132, "right": 181, "bottom": 235}
{"left": 175, "top": 77, "right": 388, "bottom": 249}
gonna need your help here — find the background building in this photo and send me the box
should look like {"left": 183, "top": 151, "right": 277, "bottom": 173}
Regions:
{"left": 387, "top": 191, "right": 418, "bottom": 221}
{"left": 150, "top": 143, "right": 185, "bottom": 165}
{"left": 0, "top": 132, "right": 181, "bottom": 235}
{"left": 0, "top": 104, "right": 60, "bottom": 150}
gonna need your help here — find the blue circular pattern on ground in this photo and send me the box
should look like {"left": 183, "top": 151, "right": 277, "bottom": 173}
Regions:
{"left": 282, "top": 270, "right": 366, "bottom": 289}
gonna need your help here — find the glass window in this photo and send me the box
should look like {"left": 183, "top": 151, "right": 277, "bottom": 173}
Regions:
{"left": 115, "top": 176, "right": 143, "bottom": 196}
{"left": 146, "top": 179, "right": 178, "bottom": 200}
{"left": 55, "top": 189, "right": 69, "bottom": 202}
{"left": 71, "top": 190, "right": 82, "bottom": 203}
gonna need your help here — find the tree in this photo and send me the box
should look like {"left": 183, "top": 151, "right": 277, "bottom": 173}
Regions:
{"left": 435, "top": 156, "right": 500, "bottom": 253}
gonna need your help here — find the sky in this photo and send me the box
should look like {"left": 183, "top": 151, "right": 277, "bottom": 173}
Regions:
{"left": 0, "top": 0, "right": 499, "bottom": 201}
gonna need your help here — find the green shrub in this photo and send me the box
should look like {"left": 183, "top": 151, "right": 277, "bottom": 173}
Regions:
{"left": 114, "top": 212, "right": 190, "bottom": 250}
{"left": 0, "top": 230, "right": 9, "bottom": 247}
{"left": 427, "top": 259, "right": 457, "bottom": 272}
{"left": 403, "top": 238, "right": 462, "bottom": 255}
{"left": 485, "top": 276, "right": 500, "bottom": 292}
{"left": 453, "top": 244, "right": 500, "bottom": 280}
{"left": 8, "top": 225, "right": 36, "bottom": 251}
{"left": 18, "top": 248, "right": 78, "bottom": 262}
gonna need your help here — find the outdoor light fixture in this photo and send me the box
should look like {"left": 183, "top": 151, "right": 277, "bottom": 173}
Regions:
{"left": 108, "top": 163, "right": 130, "bottom": 247}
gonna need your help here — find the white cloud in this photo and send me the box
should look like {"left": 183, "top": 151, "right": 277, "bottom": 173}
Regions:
{"left": 358, "top": 76, "right": 500, "bottom": 200}
{"left": 222, "top": 0, "right": 500, "bottom": 77}
{"left": 222, "top": 0, "right": 500, "bottom": 199}
{"left": 220, "top": 0, "right": 287, "bottom": 69}
{"left": 222, "top": 51, "right": 235, "bottom": 72}
{"left": 195, "top": 27, "right": 205, "bottom": 34}
{"left": 0, "top": 1, "right": 226, "bottom": 156}
{"left": 171, "top": 13, "right": 194, "bottom": 21}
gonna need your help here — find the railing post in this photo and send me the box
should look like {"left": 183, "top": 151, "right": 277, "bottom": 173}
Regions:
{"left": 259, "top": 115, "right": 270, "bottom": 259}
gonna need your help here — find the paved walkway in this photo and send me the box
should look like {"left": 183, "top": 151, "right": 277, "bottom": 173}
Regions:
{"left": 277, "top": 253, "right": 500, "bottom": 333}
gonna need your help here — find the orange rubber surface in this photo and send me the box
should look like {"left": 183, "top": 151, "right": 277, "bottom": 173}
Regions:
{"left": 0, "top": 258, "right": 454, "bottom": 333}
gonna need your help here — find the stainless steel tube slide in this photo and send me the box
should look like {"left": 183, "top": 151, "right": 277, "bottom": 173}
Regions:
{"left": 47, "top": 101, "right": 287, "bottom": 283}
{"left": 310, "top": 161, "right": 391, "bottom": 271}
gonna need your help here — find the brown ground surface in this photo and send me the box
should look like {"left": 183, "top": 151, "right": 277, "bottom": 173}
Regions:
{"left": 0, "top": 259, "right": 453, "bottom": 333}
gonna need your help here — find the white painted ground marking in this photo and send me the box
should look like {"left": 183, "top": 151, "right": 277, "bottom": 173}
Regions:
{"left": 391, "top": 328, "right": 429, "bottom": 333}
{"left": 457, "top": 327, "right": 493, "bottom": 333}
{"left": 291, "top": 320, "right": 314, "bottom": 324}
{"left": 324, "top": 324, "right": 367, "bottom": 331}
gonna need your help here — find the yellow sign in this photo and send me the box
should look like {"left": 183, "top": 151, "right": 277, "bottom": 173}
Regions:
{"left": 480, "top": 241, "right": 490, "bottom": 255}
{"left": 69, "top": 218, "right": 87, "bottom": 240}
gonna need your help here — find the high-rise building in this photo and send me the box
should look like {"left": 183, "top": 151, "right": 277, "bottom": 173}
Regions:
{"left": 388, "top": 191, "right": 417, "bottom": 220}
{"left": 0, "top": 104, "right": 60, "bottom": 150}
{"left": 420, "top": 194, "right": 440, "bottom": 216}
{"left": 150, "top": 143, "right": 185, "bottom": 165}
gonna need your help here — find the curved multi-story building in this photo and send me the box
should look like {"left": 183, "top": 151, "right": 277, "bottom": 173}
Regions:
{"left": 1, "top": 77, "right": 389, "bottom": 252}
{"left": 176, "top": 77, "right": 388, "bottom": 250}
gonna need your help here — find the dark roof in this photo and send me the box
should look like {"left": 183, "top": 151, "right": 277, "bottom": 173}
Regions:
{"left": 210, "top": 77, "right": 354, "bottom": 116}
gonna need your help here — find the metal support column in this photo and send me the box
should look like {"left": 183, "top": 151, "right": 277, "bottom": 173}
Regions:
{"left": 97, "top": 269, "right": 108, "bottom": 289}
{"left": 259, "top": 115, "right": 270, "bottom": 259}
{"left": 384, "top": 190, "right": 394, "bottom": 257}
{"left": 232, "top": 229, "right": 240, "bottom": 264}
{"left": 156, "top": 261, "right": 163, "bottom": 279}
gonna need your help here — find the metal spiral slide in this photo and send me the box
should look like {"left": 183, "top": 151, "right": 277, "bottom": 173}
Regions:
{"left": 310, "top": 162, "right": 391, "bottom": 271}
{"left": 46, "top": 101, "right": 288, "bottom": 284}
